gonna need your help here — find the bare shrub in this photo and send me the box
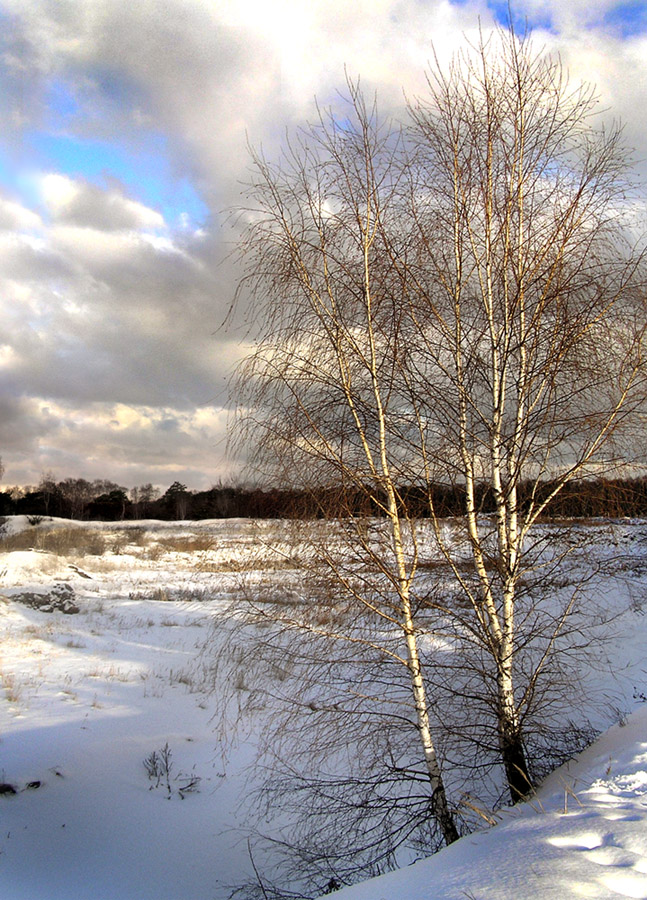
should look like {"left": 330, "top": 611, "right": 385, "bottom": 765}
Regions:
{"left": 143, "top": 743, "right": 202, "bottom": 799}
{"left": 144, "top": 743, "right": 173, "bottom": 797}
{"left": 110, "top": 527, "right": 149, "bottom": 555}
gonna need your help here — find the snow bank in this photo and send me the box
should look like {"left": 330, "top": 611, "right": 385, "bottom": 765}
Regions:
{"left": 326, "top": 705, "right": 647, "bottom": 900}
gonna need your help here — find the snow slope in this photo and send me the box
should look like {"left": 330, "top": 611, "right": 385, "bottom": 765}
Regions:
{"left": 327, "top": 706, "right": 647, "bottom": 900}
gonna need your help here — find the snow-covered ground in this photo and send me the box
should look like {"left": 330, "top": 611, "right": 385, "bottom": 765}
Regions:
{"left": 0, "top": 515, "right": 645, "bottom": 900}
{"left": 0, "top": 516, "right": 261, "bottom": 900}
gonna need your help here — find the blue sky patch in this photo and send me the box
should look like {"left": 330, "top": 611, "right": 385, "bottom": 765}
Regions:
{"left": 26, "top": 131, "right": 208, "bottom": 229}
{"left": 603, "top": 2, "right": 647, "bottom": 37}
{"left": 449, "top": 1, "right": 554, "bottom": 33}
{"left": 0, "top": 71, "right": 209, "bottom": 231}
{"left": 449, "top": 1, "right": 647, "bottom": 38}
{"left": 46, "top": 80, "right": 81, "bottom": 123}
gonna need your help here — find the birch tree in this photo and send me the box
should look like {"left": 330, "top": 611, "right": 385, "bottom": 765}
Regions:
{"left": 396, "top": 30, "right": 647, "bottom": 801}
{"left": 228, "top": 27, "right": 647, "bottom": 892}
{"left": 233, "top": 83, "right": 459, "bottom": 852}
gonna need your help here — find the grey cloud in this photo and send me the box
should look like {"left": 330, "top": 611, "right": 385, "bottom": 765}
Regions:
{"left": 0, "top": 206, "right": 234, "bottom": 415}
{"left": 43, "top": 177, "right": 165, "bottom": 230}
{"left": 0, "top": 393, "right": 58, "bottom": 452}
{"left": 51, "top": 402, "right": 228, "bottom": 488}
{"left": 0, "top": 396, "right": 230, "bottom": 490}
{"left": 1, "top": 0, "right": 646, "bottom": 490}
{"left": 0, "top": 197, "right": 42, "bottom": 231}
{"left": 48, "top": 226, "right": 218, "bottom": 314}
{"left": 0, "top": 233, "right": 74, "bottom": 281}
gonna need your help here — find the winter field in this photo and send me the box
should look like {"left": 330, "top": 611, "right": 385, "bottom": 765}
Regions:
{"left": 0, "top": 514, "right": 645, "bottom": 900}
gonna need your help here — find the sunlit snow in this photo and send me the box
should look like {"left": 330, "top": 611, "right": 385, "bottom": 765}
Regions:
{"left": 0, "top": 515, "right": 645, "bottom": 900}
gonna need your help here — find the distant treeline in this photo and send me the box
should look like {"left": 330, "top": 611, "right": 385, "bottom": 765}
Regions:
{"left": 2, "top": 474, "right": 647, "bottom": 521}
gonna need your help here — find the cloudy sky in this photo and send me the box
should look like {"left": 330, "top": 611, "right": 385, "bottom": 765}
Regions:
{"left": 0, "top": 0, "right": 646, "bottom": 491}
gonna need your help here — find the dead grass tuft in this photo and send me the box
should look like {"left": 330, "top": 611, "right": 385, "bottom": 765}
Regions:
{"left": 0, "top": 670, "right": 21, "bottom": 704}
{"left": 417, "top": 556, "right": 499, "bottom": 573}
{"left": 0, "top": 526, "right": 106, "bottom": 557}
{"left": 109, "top": 527, "right": 149, "bottom": 555}
{"left": 197, "top": 556, "right": 298, "bottom": 573}
{"left": 129, "top": 587, "right": 173, "bottom": 602}
{"left": 127, "top": 586, "right": 214, "bottom": 603}
{"left": 155, "top": 535, "right": 215, "bottom": 554}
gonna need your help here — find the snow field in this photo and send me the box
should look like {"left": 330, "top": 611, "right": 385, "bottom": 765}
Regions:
{"left": 0, "top": 517, "right": 264, "bottom": 900}
{"left": 0, "top": 515, "right": 645, "bottom": 900}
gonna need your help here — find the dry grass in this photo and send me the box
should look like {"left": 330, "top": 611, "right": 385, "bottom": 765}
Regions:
{"left": 169, "top": 667, "right": 194, "bottom": 686}
{"left": 0, "top": 670, "right": 21, "bottom": 704}
{"left": 197, "top": 555, "right": 300, "bottom": 573}
{"left": 144, "top": 543, "right": 164, "bottom": 561}
{"left": 129, "top": 587, "right": 174, "bottom": 603}
{"left": 154, "top": 535, "right": 215, "bottom": 554}
{"left": 127, "top": 586, "right": 214, "bottom": 603}
{"left": 109, "top": 528, "right": 148, "bottom": 555}
{"left": 417, "top": 556, "right": 499, "bottom": 573}
{"left": 0, "top": 523, "right": 307, "bottom": 574}
{"left": 65, "top": 638, "right": 87, "bottom": 649}
{"left": 0, "top": 526, "right": 106, "bottom": 557}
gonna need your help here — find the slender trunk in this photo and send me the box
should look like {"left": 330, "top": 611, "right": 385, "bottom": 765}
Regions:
{"left": 497, "top": 668, "right": 532, "bottom": 801}
{"left": 356, "top": 164, "right": 459, "bottom": 846}
{"left": 379, "top": 387, "right": 459, "bottom": 845}
{"left": 403, "top": 617, "right": 460, "bottom": 843}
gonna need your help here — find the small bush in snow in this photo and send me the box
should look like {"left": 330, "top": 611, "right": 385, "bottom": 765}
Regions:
{"left": 144, "top": 743, "right": 173, "bottom": 797}
{"left": 143, "top": 743, "right": 201, "bottom": 800}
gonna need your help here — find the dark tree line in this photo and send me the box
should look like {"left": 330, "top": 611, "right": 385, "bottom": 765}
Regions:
{"left": 1, "top": 473, "right": 647, "bottom": 522}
